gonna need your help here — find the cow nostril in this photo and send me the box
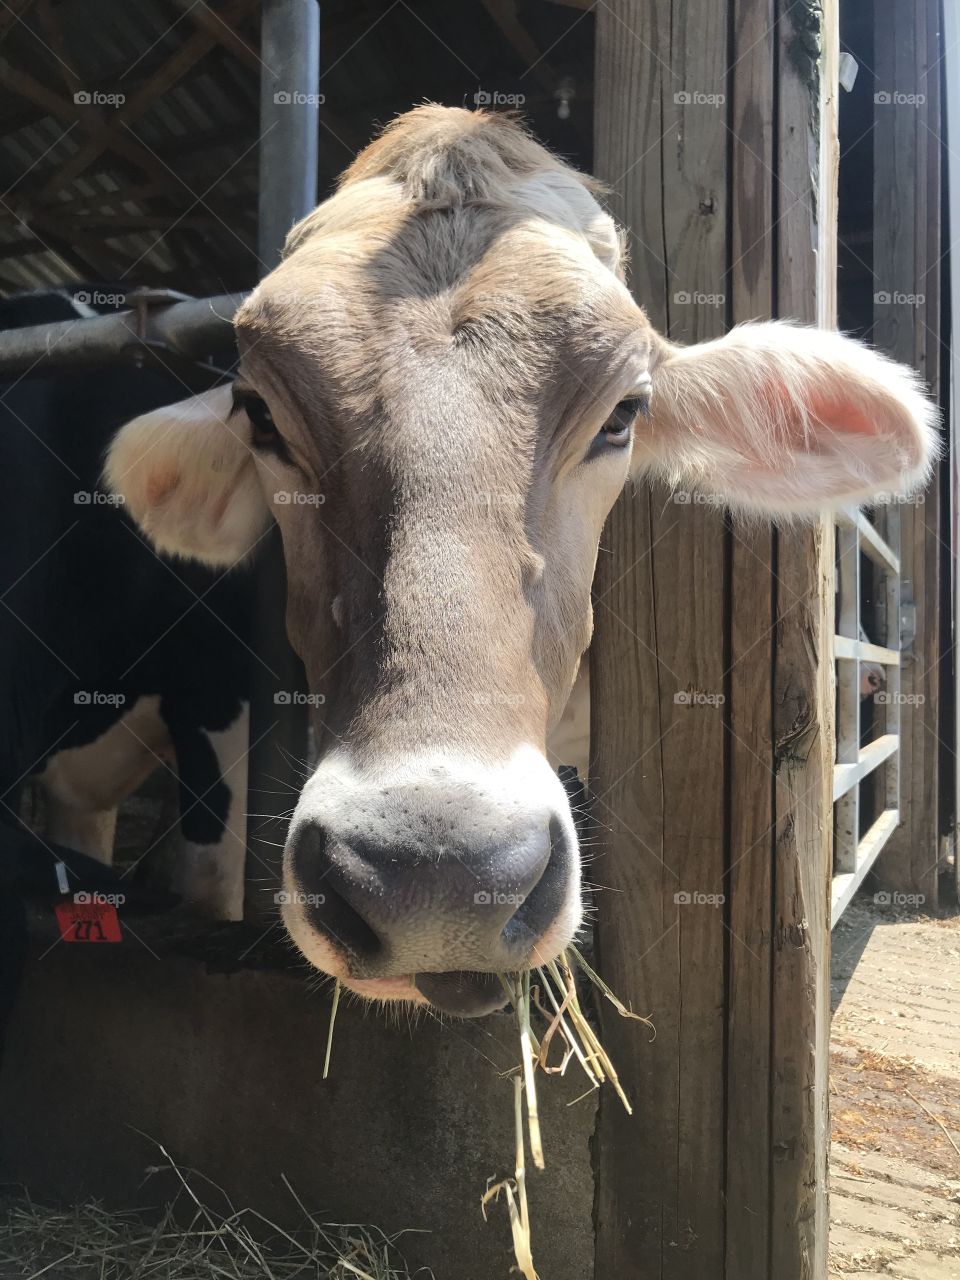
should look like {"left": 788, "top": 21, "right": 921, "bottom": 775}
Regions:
{"left": 302, "top": 882, "right": 383, "bottom": 962}
{"left": 499, "top": 815, "right": 572, "bottom": 957}
{"left": 292, "top": 824, "right": 383, "bottom": 962}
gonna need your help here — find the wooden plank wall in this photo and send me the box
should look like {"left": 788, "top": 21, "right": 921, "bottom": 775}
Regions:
{"left": 872, "top": 0, "right": 943, "bottom": 904}
{"left": 591, "top": 2, "right": 837, "bottom": 1276}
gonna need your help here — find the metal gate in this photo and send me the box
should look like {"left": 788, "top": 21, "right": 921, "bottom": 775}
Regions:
{"left": 832, "top": 504, "right": 903, "bottom": 925}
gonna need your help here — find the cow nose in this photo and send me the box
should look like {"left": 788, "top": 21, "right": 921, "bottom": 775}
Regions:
{"left": 287, "top": 811, "right": 570, "bottom": 978}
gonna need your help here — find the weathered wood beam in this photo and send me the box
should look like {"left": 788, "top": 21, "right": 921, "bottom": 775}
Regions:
{"left": 592, "top": 2, "right": 838, "bottom": 1277}
{"left": 0, "top": 209, "right": 223, "bottom": 232}
{"left": 175, "top": 0, "right": 262, "bottom": 72}
{"left": 37, "top": 0, "right": 260, "bottom": 201}
{"left": 591, "top": 0, "right": 728, "bottom": 1275}
{"left": 872, "top": 0, "right": 942, "bottom": 904}
{"left": 724, "top": 2, "right": 775, "bottom": 1274}
{"left": 1, "top": 210, "right": 130, "bottom": 277}
{"left": 2, "top": 64, "right": 190, "bottom": 203}
{"left": 480, "top": 0, "right": 560, "bottom": 94}
{"left": 32, "top": 0, "right": 83, "bottom": 97}
{"left": 767, "top": 7, "right": 837, "bottom": 1275}
{"left": 0, "top": 0, "right": 35, "bottom": 43}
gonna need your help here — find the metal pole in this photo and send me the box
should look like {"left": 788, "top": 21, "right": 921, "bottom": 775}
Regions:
{"left": 258, "top": 0, "right": 320, "bottom": 270}
{"left": 0, "top": 294, "right": 244, "bottom": 378}
{"left": 244, "top": 0, "right": 319, "bottom": 923}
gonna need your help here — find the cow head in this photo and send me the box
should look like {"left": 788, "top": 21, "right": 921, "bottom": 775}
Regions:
{"left": 106, "top": 107, "right": 936, "bottom": 1016}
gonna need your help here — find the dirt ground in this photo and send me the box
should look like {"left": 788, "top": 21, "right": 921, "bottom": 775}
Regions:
{"left": 829, "top": 896, "right": 960, "bottom": 1277}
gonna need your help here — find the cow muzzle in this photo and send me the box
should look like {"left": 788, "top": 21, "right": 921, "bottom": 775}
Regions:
{"left": 279, "top": 748, "right": 581, "bottom": 1016}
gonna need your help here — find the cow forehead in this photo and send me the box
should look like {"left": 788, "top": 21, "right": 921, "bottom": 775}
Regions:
{"left": 235, "top": 194, "right": 646, "bottom": 387}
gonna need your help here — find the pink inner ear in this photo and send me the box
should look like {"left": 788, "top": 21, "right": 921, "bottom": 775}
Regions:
{"left": 146, "top": 466, "right": 180, "bottom": 506}
{"left": 807, "top": 393, "right": 876, "bottom": 436}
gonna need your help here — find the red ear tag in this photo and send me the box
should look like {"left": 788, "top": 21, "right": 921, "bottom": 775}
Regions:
{"left": 54, "top": 897, "right": 123, "bottom": 943}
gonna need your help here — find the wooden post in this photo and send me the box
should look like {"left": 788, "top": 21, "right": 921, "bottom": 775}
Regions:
{"left": 591, "top": 2, "right": 836, "bottom": 1276}
{"left": 872, "top": 0, "right": 942, "bottom": 906}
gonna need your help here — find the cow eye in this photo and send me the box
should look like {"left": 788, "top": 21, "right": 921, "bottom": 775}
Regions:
{"left": 615, "top": 394, "right": 651, "bottom": 422}
{"left": 588, "top": 394, "right": 650, "bottom": 459}
{"left": 233, "top": 389, "right": 280, "bottom": 449}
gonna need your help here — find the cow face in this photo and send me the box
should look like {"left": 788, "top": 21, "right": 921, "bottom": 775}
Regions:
{"left": 107, "top": 106, "right": 936, "bottom": 1016}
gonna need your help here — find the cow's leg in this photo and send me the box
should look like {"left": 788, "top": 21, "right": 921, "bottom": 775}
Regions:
{"left": 37, "top": 695, "right": 173, "bottom": 863}
{"left": 167, "top": 703, "right": 249, "bottom": 922}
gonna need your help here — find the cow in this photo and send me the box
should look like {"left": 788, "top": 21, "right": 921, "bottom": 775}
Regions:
{"left": 105, "top": 106, "right": 937, "bottom": 1017}
{"left": 0, "top": 289, "right": 252, "bottom": 922}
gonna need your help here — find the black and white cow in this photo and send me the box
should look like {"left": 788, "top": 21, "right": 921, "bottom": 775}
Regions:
{"left": 0, "top": 290, "right": 252, "bottom": 921}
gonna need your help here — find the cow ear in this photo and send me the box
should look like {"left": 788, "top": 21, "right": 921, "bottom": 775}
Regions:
{"left": 104, "top": 384, "right": 271, "bottom": 566}
{"left": 632, "top": 322, "right": 939, "bottom": 515}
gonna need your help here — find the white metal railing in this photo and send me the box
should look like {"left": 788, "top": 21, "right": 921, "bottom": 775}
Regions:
{"left": 831, "top": 505, "right": 902, "bottom": 926}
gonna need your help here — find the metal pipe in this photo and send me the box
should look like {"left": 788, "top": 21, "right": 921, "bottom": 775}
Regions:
{"left": 244, "top": 0, "right": 319, "bottom": 922}
{"left": 0, "top": 293, "right": 245, "bottom": 379}
{"left": 258, "top": 0, "right": 321, "bottom": 268}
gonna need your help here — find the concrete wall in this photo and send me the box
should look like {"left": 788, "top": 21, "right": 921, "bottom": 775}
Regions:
{"left": 0, "top": 924, "right": 595, "bottom": 1279}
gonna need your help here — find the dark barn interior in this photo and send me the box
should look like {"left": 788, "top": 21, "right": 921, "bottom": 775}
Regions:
{"left": 0, "top": 0, "right": 596, "bottom": 297}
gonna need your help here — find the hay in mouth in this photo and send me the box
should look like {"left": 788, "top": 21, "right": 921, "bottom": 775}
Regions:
{"left": 481, "top": 946, "right": 654, "bottom": 1279}
{"left": 321, "top": 946, "right": 652, "bottom": 1279}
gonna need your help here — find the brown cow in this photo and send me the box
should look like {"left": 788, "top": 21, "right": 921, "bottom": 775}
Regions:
{"left": 106, "top": 107, "right": 936, "bottom": 1015}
